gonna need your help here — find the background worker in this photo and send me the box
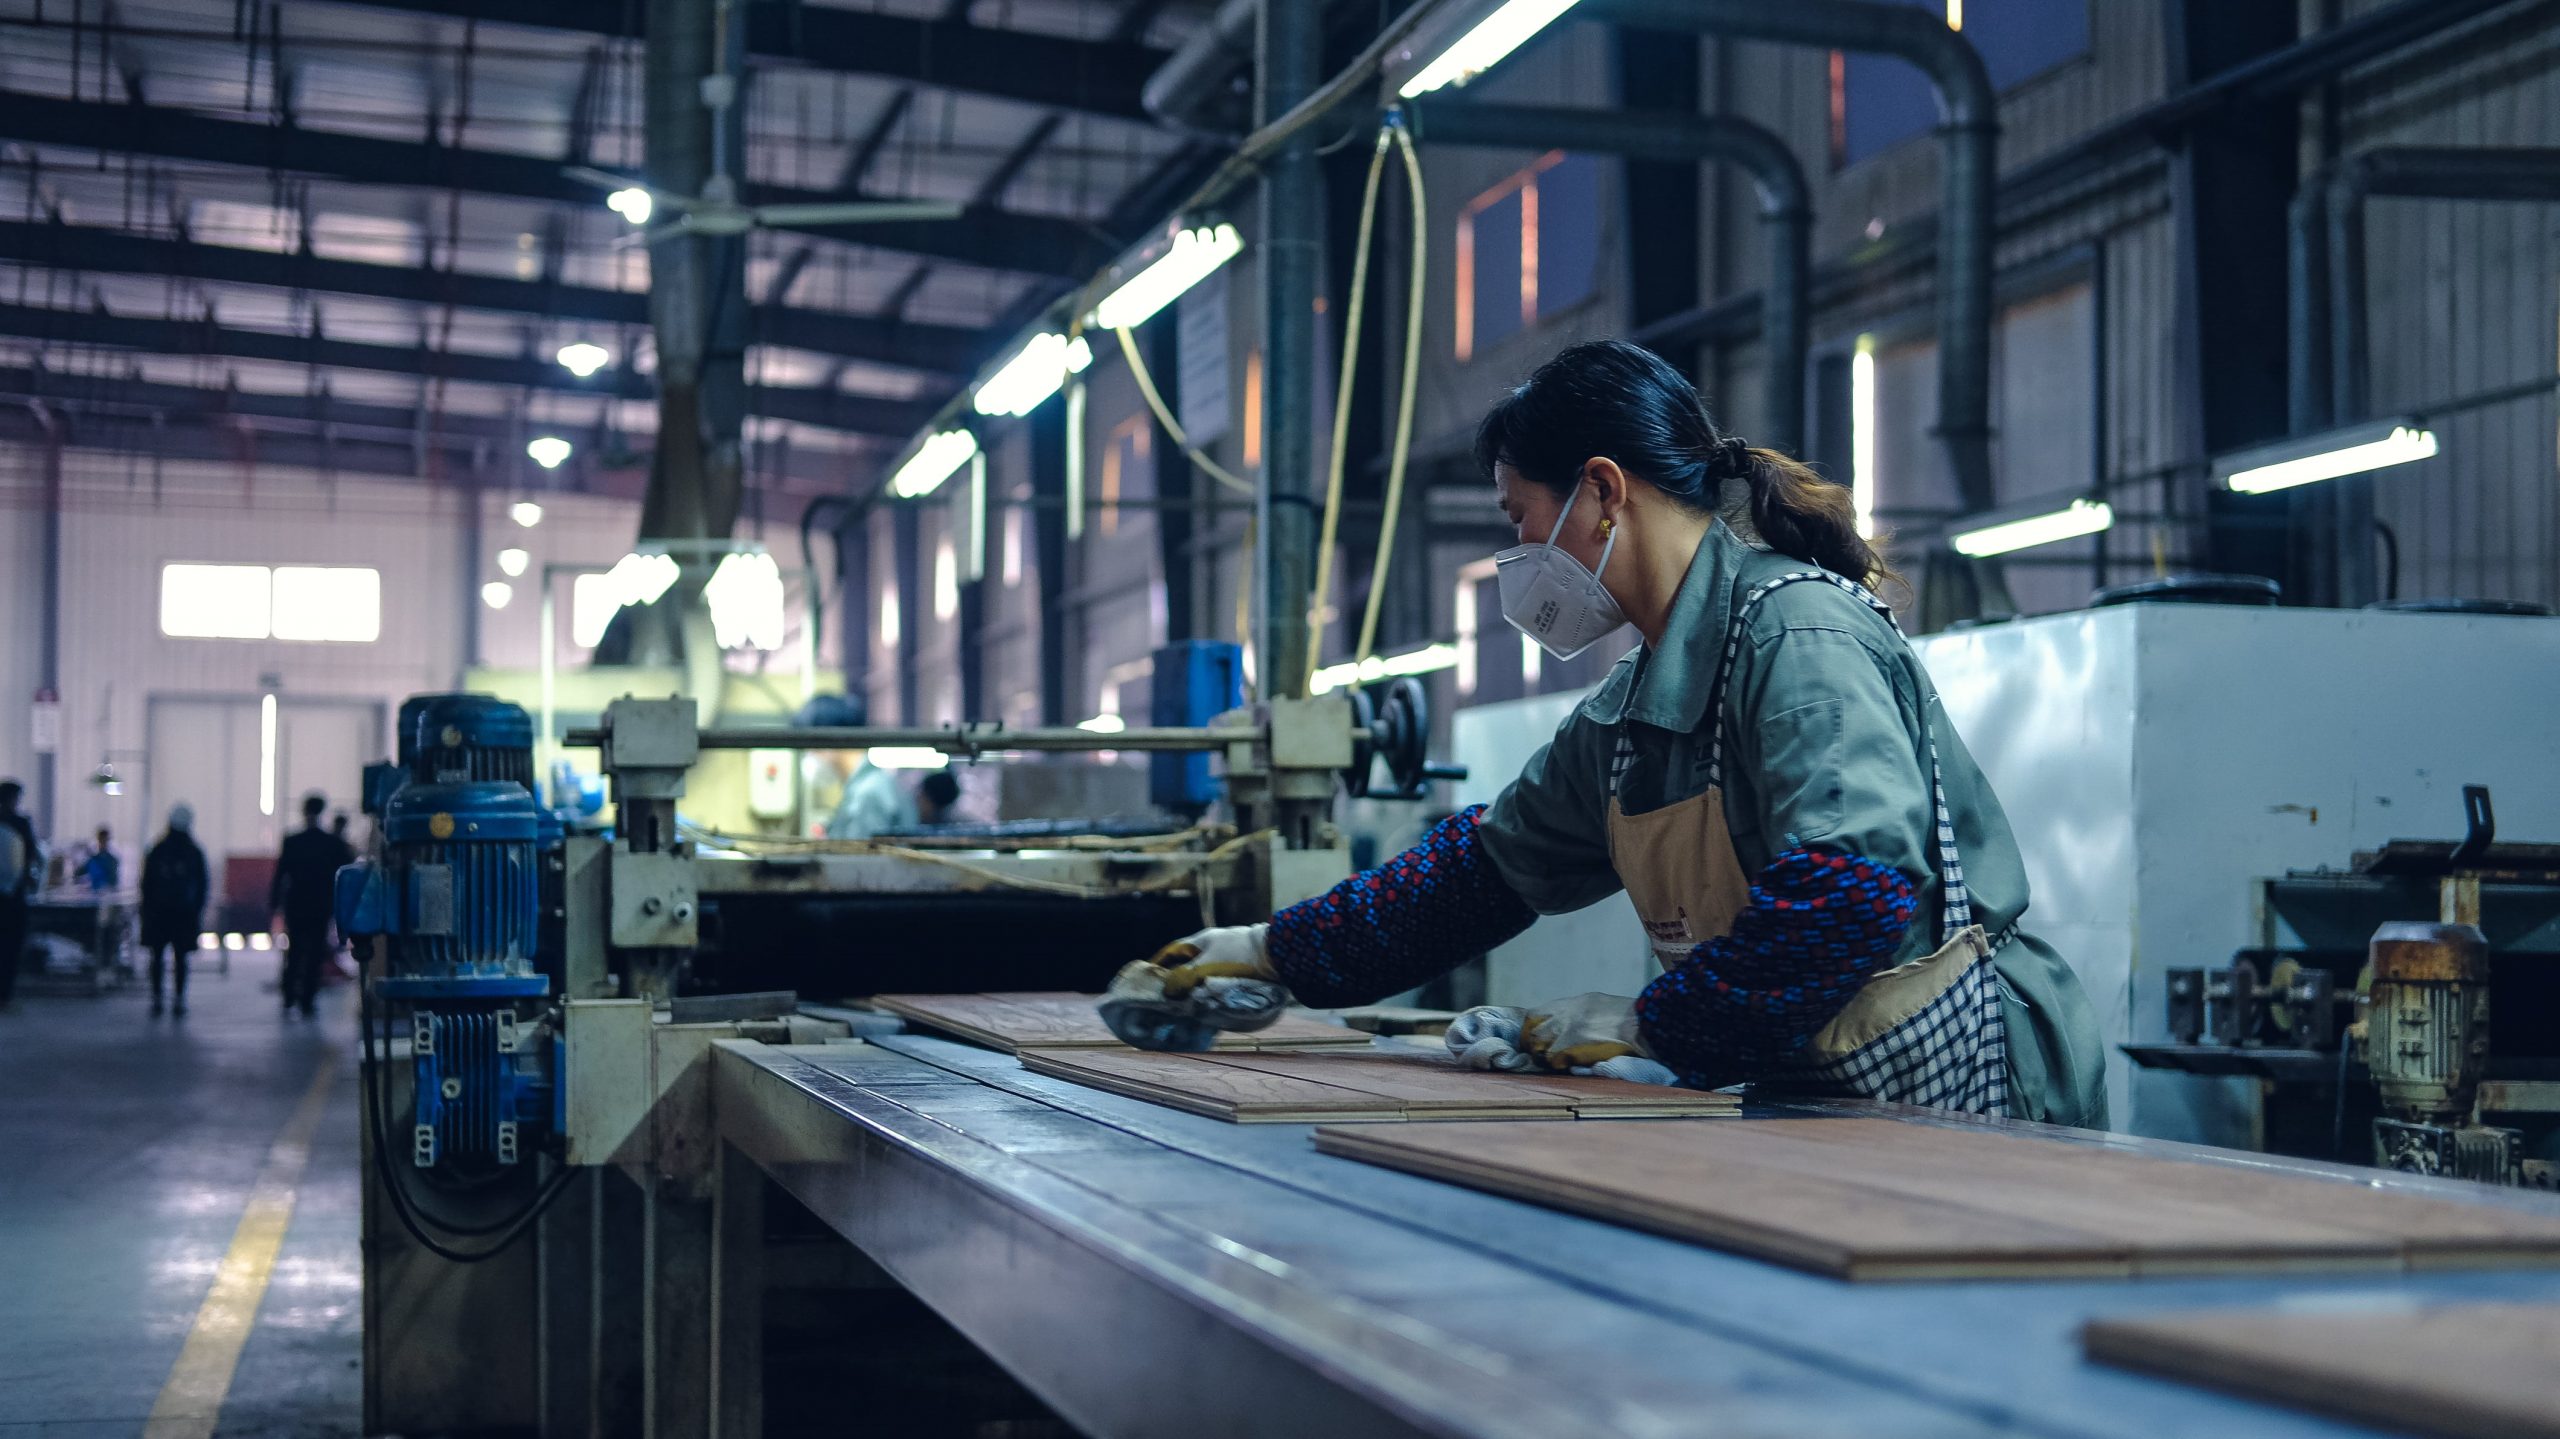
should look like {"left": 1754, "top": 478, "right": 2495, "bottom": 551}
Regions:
{"left": 140, "top": 804, "right": 209, "bottom": 1017}
{"left": 1135, "top": 341, "right": 2106, "bottom": 1127}
{"left": 270, "top": 792, "right": 352, "bottom": 1018}
{"left": 0, "top": 780, "right": 35, "bottom": 1013}
{"left": 795, "top": 693, "right": 916, "bottom": 839}
{"left": 78, "top": 827, "right": 121, "bottom": 893}
{"left": 915, "top": 770, "right": 962, "bottom": 826}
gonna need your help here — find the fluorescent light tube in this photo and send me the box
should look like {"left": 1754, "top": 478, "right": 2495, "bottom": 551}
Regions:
{"left": 1396, "top": 0, "right": 1580, "bottom": 99}
{"left": 2215, "top": 420, "right": 2439, "bottom": 495}
{"left": 973, "top": 332, "right": 1092, "bottom": 418}
{"left": 606, "top": 551, "right": 681, "bottom": 607}
{"left": 890, "top": 429, "right": 979, "bottom": 500}
{"left": 704, "top": 551, "right": 787, "bottom": 650}
{"left": 1308, "top": 642, "right": 1461, "bottom": 695}
{"left": 1090, "top": 225, "right": 1243, "bottom": 333}
{"left": 1950, "top": 499, "right": 2115, "bottom": 558}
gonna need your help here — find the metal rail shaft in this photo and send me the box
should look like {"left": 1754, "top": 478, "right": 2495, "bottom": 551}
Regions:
{"left": 560, "top": 725, "right": 1240, "bottom": 753}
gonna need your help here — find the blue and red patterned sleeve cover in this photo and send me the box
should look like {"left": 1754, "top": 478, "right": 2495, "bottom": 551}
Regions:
{"left": 1264, "top": 806, "right": 1537, "bottom": 1009}
{"left": 1635, "top": 848, "right": 1918, "bottom": 1088}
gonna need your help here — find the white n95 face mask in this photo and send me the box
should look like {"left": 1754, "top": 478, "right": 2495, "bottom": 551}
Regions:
{"left": 1495, "top": 484, "right": 1626, "bottom": 661}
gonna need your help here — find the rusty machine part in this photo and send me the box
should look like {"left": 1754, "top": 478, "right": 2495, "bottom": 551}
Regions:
{"left": 2364, "top": 920, "right": 2520, "bottom": 1182}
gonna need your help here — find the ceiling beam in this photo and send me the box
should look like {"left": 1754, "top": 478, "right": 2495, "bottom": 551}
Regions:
{"left": 310, "top": 0, "right": 1165, "bottom": 121}
{"left": 0, "top": 216, "right": 983, "bottom": 374}
{"left": 0, "top": 300, "right": 933, "bottom": 437}
{"left": 0, "top": 91, "right": 1106, "bottom": 280}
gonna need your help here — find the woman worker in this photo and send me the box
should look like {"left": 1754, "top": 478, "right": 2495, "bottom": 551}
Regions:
{"left": 1140, "top": 341, "right": 2105, "bottom": 1125}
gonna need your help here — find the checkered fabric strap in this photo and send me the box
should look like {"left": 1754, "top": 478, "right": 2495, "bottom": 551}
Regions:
{"left": 1692, "top": 570, "right": 1974, "bottom": 940}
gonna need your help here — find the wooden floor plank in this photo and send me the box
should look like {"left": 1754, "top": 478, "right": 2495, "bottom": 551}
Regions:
{"left": 1315, "top": 1119, "right": 2560, "bottom": 1281}
{"left": 874, "top": 992, "right": 1369, "bottom": 1053}
{"left": 1018, "top": 1048, "right": 1404, "bottom": 1123}
{"left": 1019, "top": 1046, "right": 1732, "bottom": 1124}
{"left": 2082, "top": 1303, "right": 2560, "bottom": 1439}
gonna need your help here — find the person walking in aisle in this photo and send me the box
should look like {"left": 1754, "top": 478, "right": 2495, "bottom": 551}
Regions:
{"left": 140, "top": 805, "right": 209, "bottom": 1017}
{"left": 270, "top": 792, "right": 353, "bottom": 1018}
{"left": 0, "top": 781, "right": 36, "bottom": 1013}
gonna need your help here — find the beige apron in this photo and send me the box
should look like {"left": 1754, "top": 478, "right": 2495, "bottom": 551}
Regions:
{"left": 1605, "top": 571, "right": 2010, "bottom": 1115}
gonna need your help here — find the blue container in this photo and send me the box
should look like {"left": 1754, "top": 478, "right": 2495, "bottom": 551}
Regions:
{"left": 1149, "top": 640, "right": 1243, "bottom": 814}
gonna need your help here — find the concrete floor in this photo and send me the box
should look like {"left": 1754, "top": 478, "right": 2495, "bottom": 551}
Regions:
{"left": 0, "top": 957, "right": 362, "bottom": 1437}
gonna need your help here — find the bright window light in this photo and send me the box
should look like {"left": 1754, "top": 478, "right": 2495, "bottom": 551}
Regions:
{"left": 1950, "top": 499, "right": 2115, "bottom": 558}
{"left": 607, "top": 187, "right": 653, "bottom": 225}
{"left": 878, "top": 584, "right": 901, "bottom": 649}
{"left": 1002, "top": 506, "right": 1025, "bottom": 588}
{"left": 890, "top": 429, "right": 979, "bottom": 499}
{"left": 1308, "top": 642, "right": 1462, "bottom": 696}
{"left": 527, "top": 435, "right": 574, "bottom": 469}
{"left": 248, "top": 932, "right": 273, "bottom": 952}
{"left": 866, "top": 747, "right": 951, "bottom": 771}
{"left": 482, "top": 580, "right": 515, "bottom": 610}
{"left": 1850, "top": 339, "right": 1878, "bottom": 539}
{"left": 1520, "top": 630, "right": 1542, "bottom": 689}
{"left": 223, "top": 932, "right": 246, "bottom": 951}
{"left": 1090, "top": 224, "right": 1245, "bottom": 333}
{"left": 160, "top": 563, "right": 272, "bottom": 639}
{"left": 556, "top": 342, "right": 611, "bottom": 377}
{"left": 704, "top": 551, "right": 787, "bottom": 651}
{"left": 606, "top": 552, "right": 681, "bottom": 607}
{"left": 571, "top": 572, "right": 622, "bottom": 648}
{"left": 933, "top": 538, "right": 959, "bottom": 622}
{"left": 1077, "top": 713, "right": 1127, "bottom": 734}
{"left": 198, "top": 931, "right": 220, "bottom": 951}
{"left": 511, "top": 501, "right": 545, "bottom": 528}
{"left": 497, "top": 546, "right": 530, "bottom": 577}
{"left": 1395, "top": 0, "right": 1581, "bottom": 99}
{"left": 272, "top": 567, "right": 382, "bottom": 641}
{"left": 972, "top": 332, "right": 1093, "bottom": 418}
{"left": 258, "top": 693, "right": 278, "bottom": 817}
{"left": 2215, "top": 420, "right": 2440, "bottom": 495}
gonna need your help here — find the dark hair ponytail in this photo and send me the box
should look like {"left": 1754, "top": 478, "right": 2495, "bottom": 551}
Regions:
{"left": 1474, "top": 339, "right": 1895, "bottom": 588}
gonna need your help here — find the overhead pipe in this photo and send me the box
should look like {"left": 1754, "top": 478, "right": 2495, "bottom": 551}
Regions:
{"left": 1409, "top": 100, "right": 1811, "bottom": 457}
{"left": 1144, "top": 0, "right": 1260, "bottom": 134}
{"left": 2289, "top": 146, "right": 2560, "bottom": 605}
{"left": 1589, "top": 0, "right": 2005, "bottom": 614}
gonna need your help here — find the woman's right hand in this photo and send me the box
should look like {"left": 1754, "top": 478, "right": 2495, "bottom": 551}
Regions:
{"left": 1146, "top": 924, "right": 1274, "bottom": 997}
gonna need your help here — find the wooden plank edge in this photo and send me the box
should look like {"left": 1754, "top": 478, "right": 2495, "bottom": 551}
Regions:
{"left": 2077, "top": 1319, "right": 2550, "bottom": 1439}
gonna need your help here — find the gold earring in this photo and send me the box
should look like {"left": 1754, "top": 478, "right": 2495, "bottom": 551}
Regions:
{"left": 1598, "top": 517, "right": 1616, "bottom": 536}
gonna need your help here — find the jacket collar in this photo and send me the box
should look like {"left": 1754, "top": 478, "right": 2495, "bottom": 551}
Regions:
{"left": 1579, "top": 522, "right": 1777, "bottom": 733}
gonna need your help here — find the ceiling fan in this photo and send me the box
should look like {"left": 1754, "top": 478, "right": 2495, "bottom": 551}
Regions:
{"left": 563, "top": 0, "right": 962, "bottom": 247}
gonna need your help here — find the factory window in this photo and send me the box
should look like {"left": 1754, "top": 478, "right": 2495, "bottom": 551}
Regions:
{"left": 1831, "top": 1, "right": 2090, "bottom": 168}
{"left": 1456, "top": 152, "right": 1600, "bottom": 362}
{"left": 159, "top": 563, "right": 380, "bottom": 642}
{"left": 1002, "top": 505, "right": 1026, "bottom": 588}
{"left": 933, "top": 537, "right": 959, "bottom": 622}
{"left": 571, "top": 573, "right": 621, "bottom": 649}
{"left": 1100, "top": 414, "right": 1151, "bottom": 538}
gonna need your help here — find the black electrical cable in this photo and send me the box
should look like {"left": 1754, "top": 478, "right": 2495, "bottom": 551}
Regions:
{"left": 360, "top": 984, "right": 583, "bottom": 1261}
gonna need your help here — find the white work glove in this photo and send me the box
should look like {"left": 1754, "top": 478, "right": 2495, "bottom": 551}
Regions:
{"left": 1447, "top": 1000, "right": 1679, "bottom": 1086}
{"left": 1147, "top": 924, "right": 1274, "bottom": 998}
{"left": 1522, "top": 992, "right": 1651, "bottom": 1071}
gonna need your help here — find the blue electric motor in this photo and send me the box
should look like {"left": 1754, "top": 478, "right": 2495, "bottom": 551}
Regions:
{"left": 408, "top": 693, "right": 537, "bottom": 791}
{"left": 339, "top": 780, "right": 550, "bottom": 1169}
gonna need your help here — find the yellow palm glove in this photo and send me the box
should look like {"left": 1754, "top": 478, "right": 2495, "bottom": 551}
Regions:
{"left": 1148, "top": 924, "right": 1274, "bottom": 998}
{"left": 1521, "top": 991, "right": 1650, "bottom": 1071}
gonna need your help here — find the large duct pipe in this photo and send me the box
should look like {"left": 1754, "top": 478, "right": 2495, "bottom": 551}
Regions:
{"left": 2289, "top": 145, "right": 2560, "bottom": 606}
{"left": 1260, "top": 0, "right": 1324, "bottom": 708}
{"left": 1410, "top": 100, "right": 1812, "bottom": 457}
{"left": 1144, "top": 0, "right": 1259, "bottom": 133}
{"left": 1589, "top": 0, "right": 2005, "bottom": 614}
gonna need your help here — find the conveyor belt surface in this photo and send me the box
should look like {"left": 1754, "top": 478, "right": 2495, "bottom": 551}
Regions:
{"left": 713, "top": 1033, "right": 2560, "bottom": 1439}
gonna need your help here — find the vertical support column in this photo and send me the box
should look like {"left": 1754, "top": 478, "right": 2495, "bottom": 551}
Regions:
{"left": 36, "top": 420, "right": 61, "bottom": 835}
{"left": 1028, "top": 400, "right": 1072, "bottom": 724}
{"left": 537, "top": 1160, "right": 596, "bottom": 1439}
{"left": 645, "top": 1172, "right": 715, "bottom": 1439}
{"left": 711, "top": 1143, "right": 764, "bottom": 1437}
{"left": 1257, "top": 0, "right": 1321, "bottom": 698}
{"left": 592, "top": 1166, "right": 647, "bottom": 1439}
{"left": 1150, "top": 320, "right": 1197, "bottom": 641}
{"left": 892, "top": 504, "right": 921, "bottom": 724}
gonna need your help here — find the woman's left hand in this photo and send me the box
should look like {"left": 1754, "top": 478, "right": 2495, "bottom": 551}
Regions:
{"left": 1521, "top": 991, "right": 1651, "bottom": 1070}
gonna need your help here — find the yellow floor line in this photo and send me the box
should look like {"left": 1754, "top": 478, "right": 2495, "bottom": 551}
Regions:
{"left": 142, "top": 1056, "right": 339, "bottom": 1439}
